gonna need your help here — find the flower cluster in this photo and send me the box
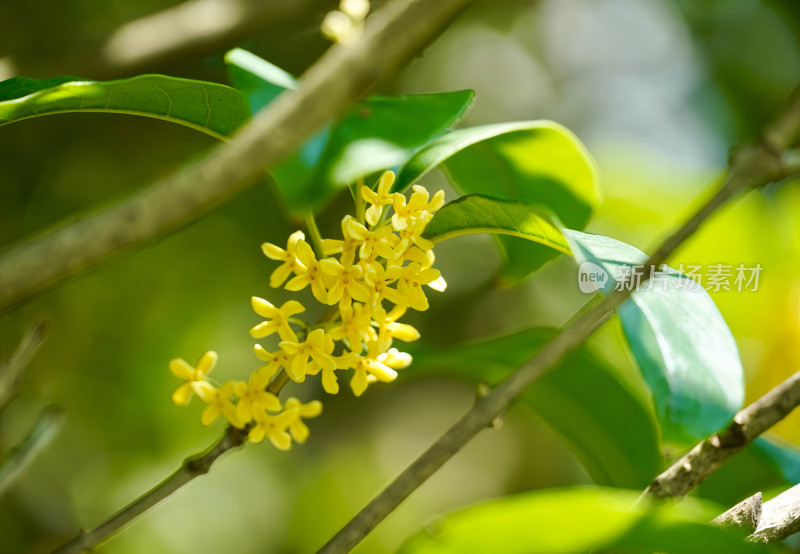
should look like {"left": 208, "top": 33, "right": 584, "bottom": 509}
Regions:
{"left": 168, "top": 351, "right": 321, "bottom": 450}
{"left": 169, "top": 171, "right": 445, "bottom": 449}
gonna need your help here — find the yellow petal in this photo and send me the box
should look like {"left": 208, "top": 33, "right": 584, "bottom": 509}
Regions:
{"left": 169, "top": 359, "right": 194, "bottom": 379}
{"left": 171, "top": 382, "right": 193, "bottom": 406}
{"left": 251, "top": 296, "right": 276, "bottom": 317}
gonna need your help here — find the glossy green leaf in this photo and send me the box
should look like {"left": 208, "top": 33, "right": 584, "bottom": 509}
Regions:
{"left": 396, "top": 121, "right": 600, "bottom": 281}
{"left": 406, "top": 327, "right": 661, "bottom": 489}
{"left": 567, "top": 230, "right": 745, "bottom": 442}
{"left": 224, "top": 48, "right": 474, "bottom": 212}
{"left": 421, "top": 194, "right": 571, "bottom": 256}
{"left": 398, "top": 487, "right": 765, "bottom": 554}
{"left": 0, "top": 75, "right": 249, "bottom": 139}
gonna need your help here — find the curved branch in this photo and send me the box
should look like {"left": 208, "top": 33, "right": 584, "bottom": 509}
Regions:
{"left": 642, "top": 370, "right": 800, "bottom": 500}
{"left": 317, "top": 85, "right": 800, "bottom": 553}
{"left": 0, "top": 0, "right": 473, "bottom": 315}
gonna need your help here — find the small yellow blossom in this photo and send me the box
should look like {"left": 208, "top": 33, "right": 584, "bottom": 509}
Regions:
{"left": 374, "top": 305, "right": 420, "bottom": 351}
{"left": 233, "top": 370, "right": 281, "bottom": 424}
{"left": 345, "top": 217, "right": 397, "bottom": 259}
{"left": 261, "top": 230, "right": 306, "bottom": 287}
{"left": 385, "top": 262, "right": 444, "bottom": 311}
{"left": 285, "top": 240, "right": 329, "bottom": 303}
{"left": 193, "top": 381, "right": 242, "bottom": 427}
{"left": 283, "top": 398, "right": 323, "bottom": 443}
{"left": 169, "top": 351, "right": 217, "bottom": 406}
{"left": 319, "top": 258, "right": 370, "bottom": 306}
{"left": 330, "top": 302, "right": 376, "bottom": 349}
{"left": 279, "top": 328, "right": 336, "bottom": 383}
{"left": 392, "top": 185, "right": 445, "bottom": 231}
{"left": 250, "top": 297, "right": 305, "bottom": 341}
{"left": 248, "top": 403, "right": 295, "bottom": 449}
{"left": 361, "top": 170, "right": 396, "bottom": 226}
{"left": 348, "top": 349, "right": 399, "bottom": 397}
{"left": 253, "top": 344, "right": 294, "bottom": 378}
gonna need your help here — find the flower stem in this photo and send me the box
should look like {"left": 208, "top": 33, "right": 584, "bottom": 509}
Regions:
{"left": 304, "top": 212, "right": 325, "bottom": 258}
{"left": 355, "top": 177, "right": 366, "bottom": 225}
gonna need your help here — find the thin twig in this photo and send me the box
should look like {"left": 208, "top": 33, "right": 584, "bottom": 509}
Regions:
{"left": 317, "top": 86, "right": 800, "bottom": 553}
{"left": 0, "top": 318, "right": 50, "bottom": 413}
{"left": 54, "top": 363, "right": 289, "bottom": 554}
{"left": 0, "top": 406, "right": 63, "bottom": 496}
{"left": 0, "top": 0, "right": 473, "bottom": 315}
{"left": 642, "top": 370, "right": 800, "bottom": 500}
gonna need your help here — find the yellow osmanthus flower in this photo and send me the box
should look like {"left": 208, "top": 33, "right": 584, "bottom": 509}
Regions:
{"left": 279, "top": 328, "right": 336, "bottom": 383}
{"left": 320, "top": 258, "right": 370, "bottom": 307}
{"left": 250, "top": 297, "right": 305, "bottom": 341}
{"left": 329, "top": 302, "right": 375, "bottom": 349}
{"left": 169, "top": 351, "right": 217, "bottom": 406}
{"left": 345, "top": 217, "right": 397, "bottom": 259}
{"left": 193, "top": 381, "right": 243, "bottom": 428}
{"left": 261, "top": 230, "right": 306, "bottom": 287}
{"left": 361, "top": 170, "right": 395, "bottom": 226}
{"left": 170, "top": 170, "right": 446, "bottom": 450}
{"left": 392, "top": 185, "right": 445, "bottom": 231}
{"left": 248, "top": 398, "right": 322, "bottom": 449}
{"left": 285, "top": 240, "right": 329, "bottom": 304}
{"left": 233, "top": 370, "right": 281, "bottom": 424}
{"left": 253, "top": 344, "right": 295, "bottom": 379}
{"left": 283, "top": 398, "right": 323, "bottom": 443}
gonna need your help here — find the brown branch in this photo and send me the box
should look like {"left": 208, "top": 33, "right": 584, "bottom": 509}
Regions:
{"left": 317, "top": 86, "right": 800, "bottom": 553}
{"left": 642, "top": 370, "right": 800, "bottom": 500}
{"left": 0, "top": 0, "right": 473, "bottom": 315}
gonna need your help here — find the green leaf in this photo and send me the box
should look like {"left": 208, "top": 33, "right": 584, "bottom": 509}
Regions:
{"left": 225, "top": 47, "right": 296, "bottom": 110}
{"left": 398, "top": 487, "right": 765, "bottom": 554}
{"left": 567, "top": 230, "right": 745, "bottom": 442}
{"left": 224, "top": 48, "right": 474, "bottom": 212}
{"left": 406, "top": 327, "right": 662, "bottom": 489}
{"left": 0, "top": 75, "right": 250, "bottom": 139}
{"left": 396, "top": 121, "right": 600, "bottom": 281}
{"left": 421, "top": 194, "right": 571, "bottom": 256}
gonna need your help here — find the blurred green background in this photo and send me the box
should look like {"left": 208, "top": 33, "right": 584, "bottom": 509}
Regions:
{"left": 1, "top": 0, "right": 800, "bottom": 552}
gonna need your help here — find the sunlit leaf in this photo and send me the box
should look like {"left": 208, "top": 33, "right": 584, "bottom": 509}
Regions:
{"left": 567, "top": 230, "right": 745, "bottom": 441}
{"left": 406, "top": 327, "right": 662, "bottom": 489}
{"left": 0, "top": 75, "right": 249, "bottom": 139}
{"left": 422, "top": 194, "right": 571, "bottom": 256}
{"left": 396, "top": 121, "right": 600, "bottom": 281}
{"left": 398, "top": 487, "right": 764, "bottom": 554}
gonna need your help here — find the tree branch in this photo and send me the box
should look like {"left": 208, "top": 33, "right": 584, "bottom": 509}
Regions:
{"left": 751, "top": 484, "right": 800, "bottom": 543}
{"left": 12, "top": 0, "right": 335, "bottom": 79}
{"left": 0, "top": 0, "right": 473, "bottom": 315}
{"left": 317, "top": 85, "right": 800, "bottom": 553}
{"left": 642, "top": 370, "right": 800, "bottom": 500}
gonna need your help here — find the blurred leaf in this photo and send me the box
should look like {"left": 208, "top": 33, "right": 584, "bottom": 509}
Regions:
{"left": 224, "top": 48, "right": 474, "bottom": 212}
{"left": 396, "top": 121, "right": 600, "bottom": 281}
{"left": 422, "top": 194, "right": 571, "bottom": 256}
{"left": 398, "top": 487, "right": 764, "bottom": 554}
{"left": 225, "top": 47, "right": 296, "bottom": 109}
{"left": 0, "top": 75, "right": 249, "bottom": 139}
{"left": 406, "top": 327, "right": 662, "bottom": 489}
{"left": 567, "top": 230, "right": 745, "bottom": 442}
{"left": 752, "top": 436, "right": 800, "bottom": 483}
